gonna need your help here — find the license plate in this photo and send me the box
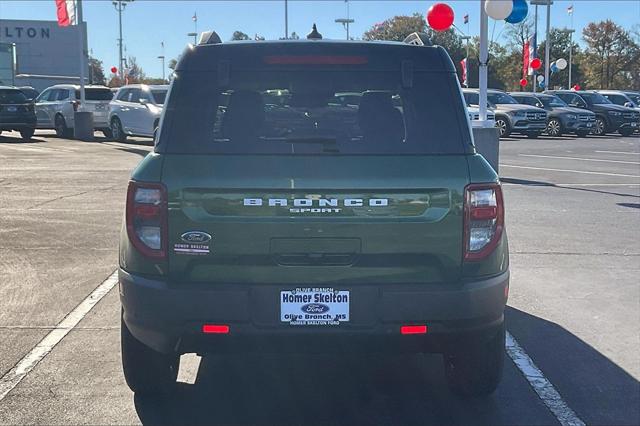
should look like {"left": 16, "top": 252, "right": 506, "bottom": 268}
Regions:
{"left": 280, "top": 288, "right": 349, "bottom": 326}
{"left": 7, "top": 106, "right": 17, "bottom": 112}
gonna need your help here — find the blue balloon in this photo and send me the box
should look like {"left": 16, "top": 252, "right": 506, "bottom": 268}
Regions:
{"left": 551, "top": 63, "right": 559, "bottom": 73}
{"left": 505, "top": 0, "right": 528, "bottom": 24}
{"left": 539, "top": 81, "right": 546, "bottom": 89}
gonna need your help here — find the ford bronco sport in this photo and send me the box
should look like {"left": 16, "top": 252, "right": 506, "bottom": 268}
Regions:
{"left": 119, "top": 32, "right": 510, "bottom": 397}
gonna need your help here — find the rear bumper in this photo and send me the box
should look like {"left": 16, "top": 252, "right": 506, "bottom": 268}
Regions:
{"left": 0, "top": 116, "right": 36, "bottom": 129}
{"left": 119, "top": 269, "right": 509, "bottom": 355}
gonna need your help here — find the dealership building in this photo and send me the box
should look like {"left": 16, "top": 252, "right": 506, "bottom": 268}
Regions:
{"left": 0, "top": 19, "right": 88, "bottom": 91}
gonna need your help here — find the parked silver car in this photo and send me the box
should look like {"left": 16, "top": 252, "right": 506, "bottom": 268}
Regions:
{"left": 108, "top": 84, "right": 168, "bottom": 141}
{"left": 34, "top": 84, "right": 113, "bottom": 138}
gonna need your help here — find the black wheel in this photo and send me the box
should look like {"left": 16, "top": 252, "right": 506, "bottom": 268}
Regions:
{"left": 102, "top": 128, "right": 114, "bottom": 139}
{"left": 593, "top": 117, "right": 607, "bottom": 136}
{"left": 444, "top": 323, "right": 505, "bottom": 397}
{"left": 20, "top": 128, "right": 35, "bottom": 140}
{"left": 121, "top": 315, "right": 178, "bottom": 395}
{"left": 54, "top": 115, "right": 72, "bottom": 138}
{"left": 619, "top": 128, "right": 634, "bottom": 137}
{"left": 546, "top": 119, "right": 562, "bottom": 137}
{"left": 527, "top": 132, "right": 541, "bottom": 139}
{"left": 111, "top": 117, "right": 127, "bottom": 142}
{"left": 575, "top": 130, "right": 590, "bottom": 138}
{"left": 495, "top": 117, "right": 511, "bottom": 138}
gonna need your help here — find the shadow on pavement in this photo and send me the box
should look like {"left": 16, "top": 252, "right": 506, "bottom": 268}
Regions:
{"left": 506, "top": 307, "right": 640, "bottom": 426}
{"left": 617, "top": 202, "right": 640, "bottom": 209}
{"left": 112, "top": 146, "right": 152, "bottom": 157}
{"left": 131, "top": 307, "right": 639, "bottom": 425}
{"left": 501, "top": 177, "right": 640, "bottom": 198}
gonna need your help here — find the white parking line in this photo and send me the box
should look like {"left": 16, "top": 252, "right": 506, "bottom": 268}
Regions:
{"left": 595, "top": 151, "right": 640, "bottom": 155}
{"left": 519, "top": 154, "right": 640, "bottom": 165}
{"left": 0, "top": 271, "right": 118, "bottom": 402}
{"left": 506, "top": 332, "right": 586, "bottom": 426}
{"left": 501, "top": 164, "right": 640, "bottom": 178}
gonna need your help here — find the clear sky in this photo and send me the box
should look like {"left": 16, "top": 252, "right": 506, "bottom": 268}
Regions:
{"left": 1, "top": 0, "right": 639, "bottom": 79}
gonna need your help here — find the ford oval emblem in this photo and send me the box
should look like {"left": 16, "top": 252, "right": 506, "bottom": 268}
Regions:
{"left": 181, "top": 231, "right": 212, "bottom": 244}
{"left": 301, "top": 303, "right": 330, "bottom": 314}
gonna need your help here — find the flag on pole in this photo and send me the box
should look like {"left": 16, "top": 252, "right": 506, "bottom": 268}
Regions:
{"left": 55, "top": 0, "right": 77, "bottom": 27}
{"left": 463, "top": 14, "right": 469, "bottom": 25}
{"left": 567, "top": 5, "right": 574, "bottom": 15}
{"left": 460, "top": 58, "right": 468, "bottom": 87}
{"left": 523, "top": 33, "right": 537, "bottom": 77}
{"left": 192, "top": 12, "right": 198, "bottom": 22}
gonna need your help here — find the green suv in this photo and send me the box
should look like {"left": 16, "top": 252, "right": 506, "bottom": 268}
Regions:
{"left": 119, "top": 32, "right": 510, "bottom": 397}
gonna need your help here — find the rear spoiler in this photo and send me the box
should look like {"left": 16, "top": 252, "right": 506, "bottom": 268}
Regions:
{"left": 403, "top": 33, "right": 433, "bottom": 47}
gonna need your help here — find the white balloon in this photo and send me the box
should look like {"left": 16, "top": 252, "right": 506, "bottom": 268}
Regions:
{"left": 537, "top": 75, "right": 545, "bottom": 82}
{"left": 556, "top": 58, "right": 568, "bottom": 70}
{"left": 485, "top": 0, "right": 514, "bottom": 20}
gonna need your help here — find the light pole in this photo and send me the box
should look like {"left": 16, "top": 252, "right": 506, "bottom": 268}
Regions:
{"left": 461, "top": 35, "right": 471, "bottom": 87}
{"left": 531, "top": 0, "right": 554, "bottom": 91}
{"left": 335, "top": 0, "right": 354, "bottom": 40}
{"left": 284, "top": 0, "right": 288, "bottom": 39}
{"left": 112, "top": 0, "right": 133, "bottom": 80}
{"left": 479, "top": 0, "right": 489, "bottom": 125}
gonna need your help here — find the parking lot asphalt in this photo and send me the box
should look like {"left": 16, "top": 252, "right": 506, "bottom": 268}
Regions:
{"left": 0, "top": 130, "right": 638, "bottom": 425}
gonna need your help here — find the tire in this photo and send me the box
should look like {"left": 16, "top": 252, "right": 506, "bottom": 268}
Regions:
{"left": 527, "top": 132, "right": 541, "bottom": 139}
{"left": 495, "top": 117, "right": 511, "bottom": 138}
{"left": 444, "top": 323, "right": 505, "bottom": 398}
{"left": 111, "top": 117, "right": 127, "bottom": 142}
{"left": 546, "top": 119, "right": 562, "bottom": 137}
{"left": 121, "top": 315, "right": 178, "bottom": 395}
{"left": 593, "top": 117, "right": 607, "bottom": 136}
{"left": 54, "top": 115, "right": 72, "bottom": 138}
{"left": 20, "top": 128, "right": 35, "bottom": 140}
{"left": 102, "top": 128, "right": 114, "bottom": 139}
{"left": 575, "top": 130, "right": 590, "bottom": 138}
{"left": 619, "top": 128, "right": 634, "bottom": 137}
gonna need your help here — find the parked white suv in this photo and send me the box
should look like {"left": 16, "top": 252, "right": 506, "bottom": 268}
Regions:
{"left": 34, "top": 85, "right": 113, "bottom": 138}
{"left": 109, "top": 84, "right": 168, "bottom": 141}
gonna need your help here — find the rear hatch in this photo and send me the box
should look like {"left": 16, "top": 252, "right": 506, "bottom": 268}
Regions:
{"left": 158, "top": 42, "right": 473, "bottom": 286}
{"left": 76, "top": 87, "right": 112, "bottom": 121}
{"left": 0, "top": 89, "right": 34, "bottom": 123}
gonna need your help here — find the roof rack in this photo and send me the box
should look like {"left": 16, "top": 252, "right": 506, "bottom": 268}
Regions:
{"left": 403, "top": 32, "right": 433, "bottom": 47}
{"left": 198, "top": 31, "right": 222, "bottom": 45}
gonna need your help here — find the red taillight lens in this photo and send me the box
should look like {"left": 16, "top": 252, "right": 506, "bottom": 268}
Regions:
{"left": 400, "top": 325, "right": 428, "bottom": 335}
{"left": 126, "top": 181, "right": 167, "bottom": 259}
{"left": 202, "top": 324, "right": 230, "bottom": 334}
{"left": 464, "top": 183, "right": 504, "bottom": 261}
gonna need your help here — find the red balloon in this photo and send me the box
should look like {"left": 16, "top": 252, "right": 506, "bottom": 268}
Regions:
{"left": 572, "top": 84, "right": 581, "bottom": 91}
{"left": 427, "top": 3, "right": 455, "bottom": 32}
{"left": 530, "top": 58, "right": 542, "bottom": 70}
{"left": 110, "top": 66, "right": 118, "bottom": 74}
{"left": 519, "top": 78, "right": 528, "bottom": 87}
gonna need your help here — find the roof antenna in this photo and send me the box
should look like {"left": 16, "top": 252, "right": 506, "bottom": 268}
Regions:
{"left": 307, "top": 23, "right": 323, "bottom": 40}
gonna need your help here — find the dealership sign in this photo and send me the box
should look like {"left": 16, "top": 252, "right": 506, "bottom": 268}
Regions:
{"left": 1, "top": 25, "right": 51, "bottom": 39}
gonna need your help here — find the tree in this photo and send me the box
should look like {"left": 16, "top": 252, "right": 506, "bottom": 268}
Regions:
{"left": 290, "top": 32, "right": 300, "bottom": 40}
{"left": 231, "top": 31, "right": 250, "bottom": 41}
{"left": 124, "top": 56, "right": 146, "bottom": 83}
{"left": 581, "top": 20, "right": 640, "bottom": 89}
{"left": 88, "top": 55, "right": 106, "bottom": 85}
{"left": 363, "top": 13, "right": 425, "bottom": 42}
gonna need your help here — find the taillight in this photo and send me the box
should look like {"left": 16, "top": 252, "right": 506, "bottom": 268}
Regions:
{"left": 126, "top": 181, "right": 167, "bottom": 259}
{"left": 464, "top": 183, "right": 504, "bottom": 261}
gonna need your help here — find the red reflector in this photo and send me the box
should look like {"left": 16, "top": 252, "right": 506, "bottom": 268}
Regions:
{"left": 202, "top": 324, "right": 230, "bottom": 334}
{"left": 400, "top": 325, "right": 428, "bottom": 335}
{"left": 471, "top": 206, "right": 498, "bottom": 220}
{"left": 264, "top": 55, "right": 368, "bottom": 65}
{"left": 134, "top": 204, "right": 160, "bottom": 219}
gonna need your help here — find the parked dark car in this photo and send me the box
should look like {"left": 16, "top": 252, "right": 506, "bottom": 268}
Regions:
{"left": 0, "top": 86, "right": 37, "bottom": 140}
{"left": 463, "top": 89, "right": 547, "bottom": 138}
{"left": 546, "top": 90, "right": 639, "bottom": 136}
{"left": 18, "top": 86, "right": 40, "bottom": 103}
{"left": 510, "top": 92, "right": 595, "bottom": 137}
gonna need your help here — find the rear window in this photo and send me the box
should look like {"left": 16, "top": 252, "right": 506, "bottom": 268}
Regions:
{"left": 75, "top": 88, "right": 113, "bottom": 101}
{"left": 0, "top": 89, "right": 27, "bottom": 104}
{"left": 151, "top": 89, "right": 167, "bottom": 104}
{"left": 159, "top": 63, "right": 470, "bottom": 155}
